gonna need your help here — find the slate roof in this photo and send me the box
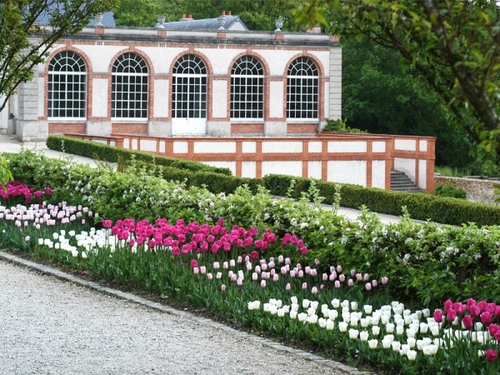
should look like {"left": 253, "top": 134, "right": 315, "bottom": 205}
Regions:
{"left": 159, "top": 16, "right": 249, "bottom": 31}
{"left": 36, "top": 9, "right": 116, "bottom": 27}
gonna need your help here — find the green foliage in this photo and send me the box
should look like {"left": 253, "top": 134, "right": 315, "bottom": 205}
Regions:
{"left": 341, "top": 38, "right": 475, "bottom": 169}
{"left": 289, "top": 0, "right": 500, "bottom": 167}
{"left": 0, "top": 155, "right": 13, "bottom": 188}
{"left": 47, "top": 135, "right": 232, "bottom": 176}
{"left": 263, "top": 174, "right": 500, "bottom": 227}
{"left": 322, "top": 118, "right": 367, "bottom": 134}
{"left": 0, "top": 0, "right": 116, "bottom": 112}
{"left": 432, "top": 184, "right": 467, "bottom": 200}
{"left": 114, "top": 0, "right": 303, "bottom": 31}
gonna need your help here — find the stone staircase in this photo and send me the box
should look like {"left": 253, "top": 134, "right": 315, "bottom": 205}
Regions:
{"left": 390, "top": 170, "right": 423, "bottom": 193}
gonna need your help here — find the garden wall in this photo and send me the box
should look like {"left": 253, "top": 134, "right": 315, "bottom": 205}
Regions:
{"left": 92, "top": 132, "right": 435, "bottom": 192}
{"left": 435, "top": 175, "right": 498, "bottom": 204}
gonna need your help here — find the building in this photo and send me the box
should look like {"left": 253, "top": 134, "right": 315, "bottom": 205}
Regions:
{"left": 3, "top": 12, "right": 341, "bottom": 141}
{"left": 1, "top": 12, "right": 435, "bottom": 192}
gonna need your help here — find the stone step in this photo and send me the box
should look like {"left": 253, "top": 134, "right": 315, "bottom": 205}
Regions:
{"left": 390, "top": 170, "right": 423, "bottom": 193}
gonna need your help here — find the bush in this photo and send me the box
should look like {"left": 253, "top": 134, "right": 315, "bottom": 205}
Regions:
{"left": 46, "top": 135, "right": 232, "bottom": 176}
{"left": 432, "top": 183, "right": 467, "bottom": 199}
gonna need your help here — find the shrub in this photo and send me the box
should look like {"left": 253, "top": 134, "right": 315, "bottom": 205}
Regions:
{"left": 432, "top": 183, "right": 467, "bottom": 199}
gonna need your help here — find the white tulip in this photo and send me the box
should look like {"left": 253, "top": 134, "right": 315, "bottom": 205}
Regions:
{"left": 407, "top": 349, "right": 417, "bottom": 361}
{"left": 368, "top": 339, "right": 378, "bottom": 349}
{"left": 326, "top": 319, "right": 335, "bottom": 331}
{"left": 349, "top": 329, "right": 359, "bottom": 339}
{"left": 360, "top": 331, "right": 369, "bottom": 341}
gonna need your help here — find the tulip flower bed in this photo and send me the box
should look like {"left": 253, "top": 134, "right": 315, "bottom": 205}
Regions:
{"left": 2, "top": 150, "right": 500, "bottom": 373}
{"left": 1, "top": 200, "right": 500, "bottom": 374}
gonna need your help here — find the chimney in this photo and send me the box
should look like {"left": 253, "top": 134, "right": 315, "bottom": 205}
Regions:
{"left": 180, "top": 13, "right": 194, "bottom": 21}
{"left": 228, "top": 11, "right": 232, "bottom": 16}
{"left": 221, "top": 10, "right": 226, "bottom": 16}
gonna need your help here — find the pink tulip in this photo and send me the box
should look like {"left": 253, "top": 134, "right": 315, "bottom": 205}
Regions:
{"left": 322, "top": 273, "right": 328, "bottom": 281}
{"left": 381, "top": 276, "right": 389, "bottom": 285}
{"left": 434, "top": 309, "right": 443, "bottom": 323}
{"left": 286, "top": 283, "right": 291, "bottom": 290}
{"left": 334, "top": 280, "right": 341, "bottom": 288}
{"left": 207, "top": 273, "right": 213, "bottom": 280}
{"left": 221, "top": 284, "right": 226, "bottom": 292}
{"left": 350, "top": 269, "right": 356, "bottom": 277}
{"left": 311, "top": 286, "right": 318, "bottom": 294}
{"left": 347, "top": 279, "right": 354, "bottom": 287}
{"left": 446, "top": 309, "right": 457, "bottom": 322}
{"left": 365, "top": 282, "right": 372, "bottom": 291}
{"left": 478, "top": 300, "right": 488, "bottom": 312}
{"left": 339, "top": 274, "right": 346, "bottom": 282}
{"left": 260, "top": 280, "right": 266, "bottom": 288}
{"left": 302, "top": 282, "right": 307, "bottom": 290}
{"left": 486, "top": 303, "right": 497, "bottom": 314}
{"left": 481, "top": 311, "right": 492, "bottom": 325}
{"left": 444, "top": 300, "right": 453, "bottom": 312}
{"left": 371, "top": 279, "right": 378, "bottom": 287}
{"left": 190, "top": 259, "right": 198, "bottom": 268}
{"left": 336, "top": 265, "right": 343, "bottom": 273}
{"left": 488, "top": 323, "right": 499, "bottom": 336}
{"left": 486, "top": 349, "right": 498, "bottom": 362}
{"left": 462, "top": 315, "right": 473, "bottom": 329}
{"left": 470, "top": 305, "right": 481, "bottom": 318}
{"left": 273, "top": 274, "right": 279, "bottom": 282}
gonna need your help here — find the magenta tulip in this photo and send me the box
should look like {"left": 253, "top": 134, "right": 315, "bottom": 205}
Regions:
{"left": 462, "top": 315, "right": 473, "bottom": 329}
{"left": 434, "top": 309, "right": 443, "bottom": 323}
{"left": 485, "top": 349, "right": 498, "bottom": 362}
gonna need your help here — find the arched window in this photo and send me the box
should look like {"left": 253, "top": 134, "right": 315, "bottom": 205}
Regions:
{"left": 231, "top": 56, "right": 264, "bottom": 119}
{"left": 172, "top": 54, "right": 207, "bottom": 118}
{"left": 287, "top": 57, "right": 318, "bottom": 119}
{"left": 111, "top": 53, "right": 148, "bottom": 118}
{"left": 48, "top": 51, "right": 86, "bottom": 118}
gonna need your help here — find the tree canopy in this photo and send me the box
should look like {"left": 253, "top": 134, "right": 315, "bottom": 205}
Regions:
{"left": 287, "top": 0, "right": 500, "bottom": 166}
{"left": 343, "top": 38, "right": 475, "bottom": 169}
{"left": 0, "top": 0, "right": 116, "bottom": 113}
{"left": 113, "top": 0, "right": 303, "bottom": 31}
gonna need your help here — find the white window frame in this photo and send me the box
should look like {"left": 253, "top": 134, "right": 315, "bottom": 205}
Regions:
{"left": 231, "top": 56, "right": 264, "bottom": 121}
{"left": 286, "top": 57, "right": 319, "bottom": 121}
{"left": 172, "top": 54, "right": 207, "bottom": 119}
{"left": 111, "top": 53, "right": 148, "bottom": 120}
{"left": 48, "top": 51, "right": 87, "bottom": 120}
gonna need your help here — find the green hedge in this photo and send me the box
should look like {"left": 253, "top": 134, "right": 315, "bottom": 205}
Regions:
{"left": 46, "top": 135, "right": 232, "bottom": 176}
{"left": 263, "top": 174, "right": 500, "bottom": 226}
{"left": 46, "top": 136, "right": 500, "bottom": 226}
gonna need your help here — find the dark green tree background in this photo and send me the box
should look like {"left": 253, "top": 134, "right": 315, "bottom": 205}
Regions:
{"left": 114, "top": 0, "right": 301, "bottom": 31}
{"left": 342, "top": 39, "right": 475, "bottom": 169}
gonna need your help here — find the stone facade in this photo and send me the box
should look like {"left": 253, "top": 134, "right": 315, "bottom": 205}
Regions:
{"left": 4, "top": 23, "right": 341, "bottom": 141}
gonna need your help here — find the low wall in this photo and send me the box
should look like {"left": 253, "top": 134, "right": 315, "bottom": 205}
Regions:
{"left": 435, "top": 175, "right": 498, "bottom": 204}
{"left": 109, "top": 133, "right": 435, "bottom": 192}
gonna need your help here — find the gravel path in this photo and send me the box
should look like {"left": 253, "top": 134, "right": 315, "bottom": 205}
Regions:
{"left": 0, "top": 255, "right": 372, "bottom": 375}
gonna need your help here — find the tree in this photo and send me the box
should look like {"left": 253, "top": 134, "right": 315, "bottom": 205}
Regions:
{"left": 114, "top": 0, "right": 303, "bottom": 31}
{"left": 0, "top": 0, "right": 116, "bottom": 113}
{"left": 342, "top": 38, "right": 475, "bottom": 168}
{"left": 286, "top": 0, "right": 500, "bottom": 166}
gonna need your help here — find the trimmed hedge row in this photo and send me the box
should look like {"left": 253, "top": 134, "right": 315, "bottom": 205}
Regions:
{"left": 46, "top": 135, "right": 232, "bottom": 176}
{"left": 262, "top": 174, "right": 500, "bottom": 226}
{"left": 47, "top": 136, "right": 500, "bottom": 226}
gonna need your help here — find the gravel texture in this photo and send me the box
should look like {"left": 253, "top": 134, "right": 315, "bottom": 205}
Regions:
{"left": 0, "top": 254, "right": 373, "bottom": 375}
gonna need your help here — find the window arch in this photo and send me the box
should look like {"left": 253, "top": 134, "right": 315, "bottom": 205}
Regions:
{"left": 111, "top": 53, "right": 148, "bottom": 119}
{"left": 231, "top": 56, "right": 264, "bottom": 119}
{"left": 287, "top": 57, "right": 319, "bottom": 119}
{"left": 48, "top": 51, "right": 86, "bottom": 118}
{"left": 172, "top": 54, "right": 207, "bottom": 118}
